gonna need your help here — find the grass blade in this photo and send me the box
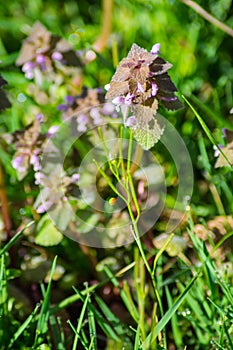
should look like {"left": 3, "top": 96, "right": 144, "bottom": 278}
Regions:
{"left": 73, "top": 286, "right": 121, "bottom": 343}
{"left": 165, "top": 286, "right": 183, "bottom": 347}
{"left": 71, "top": 290, "right": 90, "bottom": 350}
{"left": 33, "top": 256, "right": 57, "bottom": 347}
{"left": 0, "top": 221, "right": 34, "bottom": 257}
{"left": 104, "top": 265, "right": 139, "bottom": 321}
{"left": 88, "top": 305, "right": 97, "bottom": 350}
{"left": 143, "top": 273, "right": 199, "bottom": 347}
{"left": 182, "top": 95, "right": 232, "bottom": 168}
{"left": 8, "top": 303, "right": 40, "bottom": 349}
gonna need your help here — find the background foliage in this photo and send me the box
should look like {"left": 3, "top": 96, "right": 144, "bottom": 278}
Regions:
{"left": 0, "top": 0, "right": 232, "bottom": 349}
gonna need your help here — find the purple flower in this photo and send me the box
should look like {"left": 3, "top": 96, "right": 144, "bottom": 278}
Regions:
{"left": 47, "top": 125, "right": 59, "bottom": 137}
{"left": 125, "top": 116, "right": 137, "bottom": 127}
{"left": 213, "top": 144, "right": 223, "bottom": 157}
{"left": 112, "top": 96, "right": 125, "bottom": 105}
{"left": 36, "top": 54, "right": 47, "bottom": 71}
{"left": 222, "top": 128, "right": 227, "bottom": 138}
{"left": 151, "top": 43, "right": 161, "bottom": 55}
{"left": 66, "top": 95, "right": 75, "bottom": 104}
{"left": 57, "top": 104, "right": 69, "bottom": 111}
{"left": 77, "top": 113, "right": 89, "bottom": 132}
{"left": 90, "top": 108, "right": 102, "bottom": 125}
{"left": 22, "top": 62, "right": 36, "bottom": 79}
{"left": 12, "top": 155, "right": 26, "bottom": 172}
{"left": 71, "top": 173, "right": 80, "bottom": 183}
{"left": 57, "top": 95, "right": 75, "bottom": 112}
{"left": 36, "top": 54, "right": 46, "bottom": 64}
{"left": 124, "top": 93, "right": 134, "bottom": 105}
{"left": 37, "top": 200, "right": 53, "bottom": 213}
{"left": 51, "top": 51, "right": 63, "bottom": 61}
{"left": 77, "top": 124, "right": 87, "bottom": 132}
{"left": 151, "top": 82, "right": 158, "bottom": 96}
{"left": 77, "top": 114, "right": 89, "bottom": 124}
{"left": 101, "top": 102, "right": 115, "bottom": 115}
{"left": 30, "top": 154, "right": 41, "bottom": 171}
{"left": 36, "top": 113, "right": 43, "bottom": 122}
{"left": 34, "top": 171, "right": 45, "bottom": 185}
{"left": 22, "top": 62, "right": 36, "bottom": 72}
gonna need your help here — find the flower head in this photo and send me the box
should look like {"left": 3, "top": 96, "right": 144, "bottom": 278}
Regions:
{"left": 16, "top": 21, "right": 82, "bottom": 80}
{"left": 106, "top": 43, "right": 183, "bottom": 113}
{"left": 105, "top": 43, "right": 182, "bottom": 150}
{"left": 57, "top": 87, "right": 117, "bottom": 132}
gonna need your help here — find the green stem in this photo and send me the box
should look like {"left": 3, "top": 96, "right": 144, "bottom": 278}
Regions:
{"left": 97, "top": 126, "right": 166, "bottom": 343}
{"left": 180, "top": 0, "right": 233, "bottom": 38}
{"left": 130, "top": 143, "right": 143, "bottom": 175}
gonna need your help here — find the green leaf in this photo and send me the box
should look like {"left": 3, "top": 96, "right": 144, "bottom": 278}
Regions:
{"left": 132, "top": 106, "right": 164, "bottom": 150}
{"left": 77, "top": 212, "right": 99, "bottom": 234}
{"left": 35, "top": 215, "right": 63, "bottom": 246}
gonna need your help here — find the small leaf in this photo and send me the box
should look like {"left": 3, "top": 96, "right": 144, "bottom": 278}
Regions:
{"left": 35, "top": 215, "right": 63, "bottom": 246}
{"left": 77, "top": 212, "right": 100, "bottom": 234}
{"left": 132, "top": 105, "right": 164, "bottom": 150}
